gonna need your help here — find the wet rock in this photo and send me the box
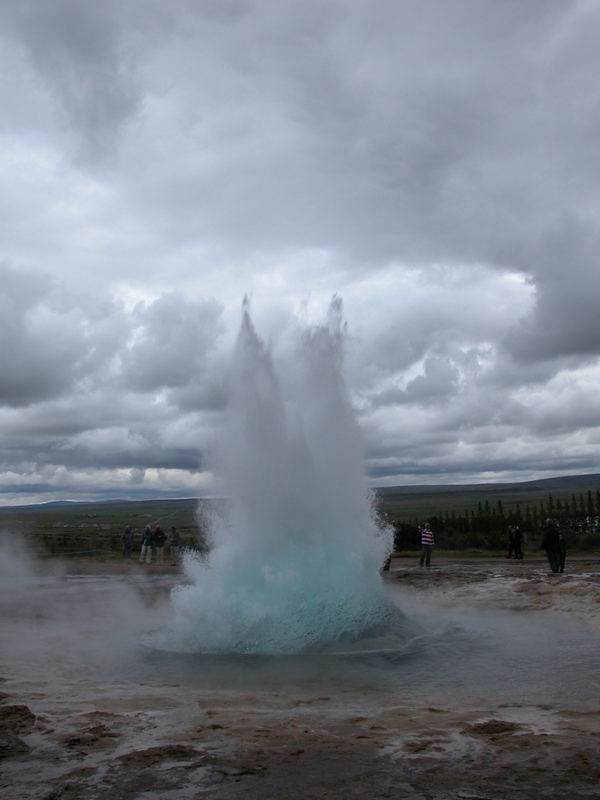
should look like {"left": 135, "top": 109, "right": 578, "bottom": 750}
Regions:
{"left": 117, "top": 743, "right": 202, "bottom": 767}
{"left": 62, "top": 722, "right": 119, "bottom": 749}
{"left": 0, "top": 729, "right": 30, "bottom": 758}
{"left": 463, "top": 719, "right": 522, "bottom": 736}
{"left": 0, "top": 703, "right": 35, "bottom": 759}
{"left": 0, "top": 704, "right": 36, "bottom": 734}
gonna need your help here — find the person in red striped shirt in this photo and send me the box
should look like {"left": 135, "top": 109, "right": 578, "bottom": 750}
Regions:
{"left": 419, "top": 522, "right": 435, "bottom": 568}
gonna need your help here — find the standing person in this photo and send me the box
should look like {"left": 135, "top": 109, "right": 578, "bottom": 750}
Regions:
{"left": 541, "top": 518, "right": 561, "bottom": 574}
{"left": 513, "top": 526, "right": 523, "bottom": 560}
{"left": 121, "top": 524, "right": 134, "bottom": 558}
{"left": 558, "top": 530, "right": 567, "bottom": 573}
{"left": 154, "top": 524, "right": 166, "bottom": 564}
{"left": 419, "top": 522, "right": 434, "bottom": 569}
{"left": 139, "top": 524, "right": 153, "bottom": 564}
{"left": 506, "top": 525, "right": 515, "bottom": 558}
{"left": 169, "top": 525, "right": 180, "bottom": 566}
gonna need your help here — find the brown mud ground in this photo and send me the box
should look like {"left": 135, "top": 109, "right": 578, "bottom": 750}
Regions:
{"left": 1, "top": 555, "right": 599, "bottom": 799}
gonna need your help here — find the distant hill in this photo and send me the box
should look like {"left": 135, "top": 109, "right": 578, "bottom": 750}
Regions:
{"left": 1, "top": 473, "right": 599, "bottom": 519}
{"left": 375, "top": 473, "right": 600, "bottom": 496}
{"left": 1, "top": 474, "right": 598, "bottom": 556}
{"left": 0, "top": 497, "right": 203, "bottom": 513}
{"left": 374, "top": 473, "right": 600, "bottom": 520}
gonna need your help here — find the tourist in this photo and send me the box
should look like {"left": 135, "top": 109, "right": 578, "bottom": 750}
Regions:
{"left": 506, "top": 525, "right": 515, "bottom": 558}
{"left": 541, "top": 517, "right": 560, "bottom": 574}
{"left": 513, "top": 526, "right": 523, "bottom": 560}
{"left": 121, "top": 524, "right": 134, "bottom": 558}
{"left": 139, "top": 524, "right": 153, "bottom": 564}
{"left": 558, "top": 530, "right": 567, "bottom": 574}
{"left": 169, "top": 525, "right": 180, "bottom": 566}
{"left": 419, "top": 521, "right": 434, "bottom": 568}
{"left": 154, "top": 524, "right": 166, "bottom": 563}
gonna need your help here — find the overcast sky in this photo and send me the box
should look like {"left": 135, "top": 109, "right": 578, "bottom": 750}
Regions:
{"left": 1, "top": 0, "right": 599, "bottom": 504}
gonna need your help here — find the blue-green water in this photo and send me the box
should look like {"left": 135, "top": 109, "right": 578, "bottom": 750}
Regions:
{"left": 157, "top": 302, "right": 394, "bottom": 654}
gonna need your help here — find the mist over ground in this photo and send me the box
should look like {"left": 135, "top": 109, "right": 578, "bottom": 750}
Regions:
{"left": 2, "top": 540, "right": 600, "bottom": 797}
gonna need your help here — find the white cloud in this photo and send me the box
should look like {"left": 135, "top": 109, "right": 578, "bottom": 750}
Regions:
{"left": 0, "top": 1, "right": 599, "bottom": 501}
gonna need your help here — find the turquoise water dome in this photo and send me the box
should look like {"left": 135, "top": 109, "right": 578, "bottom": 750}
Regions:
{"left": 161, "top": 299, "right": 396, "bottom": 653}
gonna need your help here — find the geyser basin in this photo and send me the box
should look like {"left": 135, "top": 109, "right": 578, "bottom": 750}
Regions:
{"left": 154, "top": 299, "right": 396, "bottom": 654}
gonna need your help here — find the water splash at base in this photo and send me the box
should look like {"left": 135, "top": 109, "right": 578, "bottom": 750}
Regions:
{"left": 158, "top": 299, "right": 397, "bottom": 653}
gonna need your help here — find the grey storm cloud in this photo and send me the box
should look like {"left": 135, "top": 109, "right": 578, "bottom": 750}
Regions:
{"left": 116, "top": 2, "right": 596, "bottom": 270}
{"left": 4, "top": 0, "right": 143, "bottom": 162}
{"left": 0, "top": 263, "right": 92, "bottom": 406}
{"left": 505, "top": 217, "right": 600, "bottom": 362}
{"left": 0, "top": 269, "right": 228, "bottom": 499}
{"left": 121, "top": 293, "right": 224, "bottom": 392}
{"left": 372, "top": 357, "right": 460, "bottom": 407}
{"left": 1, "top": 0, "right": 600, "bottom": 500}
{"left": 3, "top": 1, "right": 599, "bottom": 263}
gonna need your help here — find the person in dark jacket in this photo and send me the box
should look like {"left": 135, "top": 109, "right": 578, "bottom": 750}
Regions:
{"left": 558, "top": 530, "right": 567, "bottom": 573}
{"left": 121, "top": 524, "right": 134, "bottom": 558}
{"left": 154, "top": 525, "right": 166, "bottom": 563}
{"left": 139, "top": 524, "right": 153, "bottom": 564}
{"left": 513, "top": 526, "right": 523, "bottom": 560}
{"left": 506, "top": 525, "right": 515, "bottom": 558}
{"left": 541, "top": 518, "right": 561, "bottom": 573}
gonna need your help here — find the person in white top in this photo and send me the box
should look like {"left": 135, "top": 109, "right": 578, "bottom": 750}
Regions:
{"left": 419, "top": 522, "right": 434, "bottom": 568}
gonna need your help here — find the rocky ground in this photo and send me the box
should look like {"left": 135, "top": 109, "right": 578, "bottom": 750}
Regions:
{"left": 1, "top": 554, "right": 599, "bottom": 799}
{"left": 389, "top": 552, "right": 600, "bottom": 615}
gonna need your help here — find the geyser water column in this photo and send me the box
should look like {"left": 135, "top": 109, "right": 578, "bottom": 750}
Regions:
{"left": 164, "top": 298, "right": 395, "bottom": 653}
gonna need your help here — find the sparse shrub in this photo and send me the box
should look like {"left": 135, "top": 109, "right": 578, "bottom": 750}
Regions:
{"left": 575, "top": 533, "right": 600, "bottom": 551}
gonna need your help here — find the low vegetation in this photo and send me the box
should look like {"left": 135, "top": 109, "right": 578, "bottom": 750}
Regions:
{"left": 0, "top": 498, "right": 216, "bottom": 559}
{"left": 377, "top": 476, "right": 600, "bottom": 554}
{"left": 1, "top": 474, "right": 599, "bottom": 558}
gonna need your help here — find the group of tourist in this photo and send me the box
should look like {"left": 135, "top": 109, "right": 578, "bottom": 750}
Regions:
{"left": 122, "top": 516, "right": 567, "bottom": 575}
{"left": 121, "top": 523, "right": 181, "bottom": 565}
{"left": 414, "top": 518, "right": 567, "bottom": 574}
{"left": 510, "top": 519, "right": 567, "bottom": 573}
{"left": 506, "top": 524, "right": 523, "bottom": 559}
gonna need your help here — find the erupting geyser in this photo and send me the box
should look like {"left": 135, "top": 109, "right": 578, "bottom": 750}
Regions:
{"left": 161, "top": 298, "right": 397, "bottom": 653}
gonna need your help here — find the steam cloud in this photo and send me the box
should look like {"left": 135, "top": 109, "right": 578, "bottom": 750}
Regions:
{"left": 160, "top": 300, "right": 395, "bottom": 653}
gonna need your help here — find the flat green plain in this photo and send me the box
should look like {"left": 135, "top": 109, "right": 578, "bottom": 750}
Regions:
{"left": 1, "top": 472, "right": 598, "bottom": 558}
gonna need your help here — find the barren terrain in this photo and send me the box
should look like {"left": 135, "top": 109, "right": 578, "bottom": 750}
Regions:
{"left": 1, "top": 553, "right": 599, "bottom": 799}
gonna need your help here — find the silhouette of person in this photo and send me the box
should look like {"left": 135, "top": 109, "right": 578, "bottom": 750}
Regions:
{"left": 154, "top": 525, "right": 166, "bottom": 563}
{"left": 558, "top": 530, "right": 567, "bottom": 573}
{"left": 513, "top": 526, "right": 523, "bottom": 560}
{"left": 121, "top": 524, "right": 134, "bottom": 558}
{"left": 506, "top": 525, "right": 515, "bottom": 558}
{"left": 139, "top": 524, "right": 153, "bottom": 564}
{"left": 541, "top": 518, "right": 560, "bottom": 574}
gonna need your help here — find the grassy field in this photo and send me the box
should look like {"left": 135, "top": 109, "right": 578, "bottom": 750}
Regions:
{"left": 0, "top": 498, "right": 217, "bottom": 559}
{"left": 375, "top": 473, "right": 600, "bottom": 521}
{"left": 1, "top": 473, "right": 599, "bottom": 558}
